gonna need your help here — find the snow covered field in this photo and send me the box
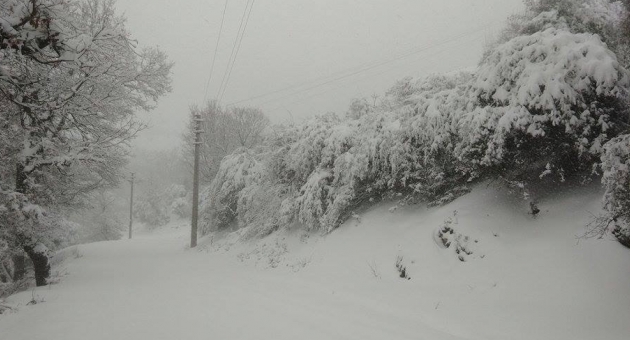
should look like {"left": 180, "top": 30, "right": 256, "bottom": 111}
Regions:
{"left": 1, "top": 183, "right": 629, "bottom": 340}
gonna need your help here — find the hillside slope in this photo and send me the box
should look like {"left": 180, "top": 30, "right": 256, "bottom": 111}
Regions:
{"left": 0, "top": 184, "right": 628, "bottom": 340}
{"left": 204, "top": 182, "right": 630, "bottom": 339}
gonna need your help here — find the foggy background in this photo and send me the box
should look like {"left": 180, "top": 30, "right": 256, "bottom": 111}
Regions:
{"left": 114, "top": 0, "right": 523, "bottom": 151}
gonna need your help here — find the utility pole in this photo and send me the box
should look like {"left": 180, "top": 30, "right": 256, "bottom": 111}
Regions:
{"left": 129, "top": 172, "right": 135, "bottom": 239}
{"left": 191, "top": 113, "right": 204, "bottom": 248}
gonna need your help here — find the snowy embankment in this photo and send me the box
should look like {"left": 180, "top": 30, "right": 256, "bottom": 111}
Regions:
{"left": 0, "top": 183, "right": 629, "bottom": 340}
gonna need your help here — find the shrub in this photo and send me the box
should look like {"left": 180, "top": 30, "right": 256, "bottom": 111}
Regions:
{"left": 460, "top": 27, "right": 629, "bottom": 184}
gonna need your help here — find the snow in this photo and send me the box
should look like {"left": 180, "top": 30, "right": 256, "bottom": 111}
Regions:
{"left": 1, "top": 183, "right": 629, "bottom": 340}
{"left": 31, "top": 243, "right": 48, "bottom": 255}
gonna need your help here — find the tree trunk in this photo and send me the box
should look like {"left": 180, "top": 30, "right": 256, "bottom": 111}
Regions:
{"left": 24, "top": 244, "right": 50, "bottom": 287}
{"left": 11, "top": 254, "right": 26, "bottom": 281}
{"left": 14, "top": 163, "right": 51, "bottom": 286}
{"left": 15, "top": 162, "right": 27, "bottom": 194}
{"left": 12, "top": 164, "right": 31, "bottom": 284}
{"left": 0, "top": 261, "right": 10, "bottom": 283}
{"left": 15, "top": 144, "right": 52, "bottom": 286}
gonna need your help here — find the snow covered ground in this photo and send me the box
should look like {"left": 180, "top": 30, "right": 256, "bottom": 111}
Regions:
{"left": 1, "top": 183, "right": 629, "bottom": 340}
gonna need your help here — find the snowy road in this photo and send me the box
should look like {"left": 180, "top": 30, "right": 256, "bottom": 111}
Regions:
{"left": 0, "top": 228, "right": 461, "bottom": 340}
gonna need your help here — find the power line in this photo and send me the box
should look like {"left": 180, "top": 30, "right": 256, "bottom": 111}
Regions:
{"left": 226, "top": 23, "right": 495, "bottom": 107}
{"left": 245, "top": 25, "right": 491, "bottom": 107}
{"left": 216, "top": 0, "right": 251, "bottom": 102}
{"left": 254, "top": 29, "right": 490, "bottom": 107}
{"left": 265, "top": 35, "right": 486, "bottom": 113}
{"left": 216, "top": 0, "right": 254, "bottom": 103}
{"left": 218, "top": 0, "right": 255, "bottom": 103}
{"left": 202, "top": 0, "right": 230, "bottom": 104}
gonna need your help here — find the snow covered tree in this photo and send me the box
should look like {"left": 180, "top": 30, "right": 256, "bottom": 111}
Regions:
{"left": 0, "top": 0, "right": 172, "bottom": 285}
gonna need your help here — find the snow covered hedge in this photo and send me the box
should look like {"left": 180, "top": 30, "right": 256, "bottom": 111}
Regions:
{"left": 461, "top": 27, "right": 629, "bottom": 183}
{"left": 201, "top": 3, "right": 630, "bottom": 240}
{"left": 201, "top": 149, "right": 266, "bottom": 233}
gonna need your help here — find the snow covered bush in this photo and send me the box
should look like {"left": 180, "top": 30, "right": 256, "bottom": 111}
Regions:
{"left": 401, "top": 72, "right": 476, "bottom": 203}
{"left": 601, "top": 135, "right": 630, "bottom": 246}
{"left": 460, "top": 27, "right": 630, "bottom": 185}
{"left": 236, "top": 181, "right": 291, "bottom": 239}
{"left": 201, "top": 148, "right": 265, "bottom": 233}
{"left": 202, "top": 73, "right": 477, "bottom": 234}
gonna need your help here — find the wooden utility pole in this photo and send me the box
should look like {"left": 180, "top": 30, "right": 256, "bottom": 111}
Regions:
{"left": 191, "top": 113, "right": 203, "bottom": 248}
{"left": 129, "top": 172, "right": 135, "bottom": 239}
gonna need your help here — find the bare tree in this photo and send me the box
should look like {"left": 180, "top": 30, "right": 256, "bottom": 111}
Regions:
{"left": 182, "top": 102, "right": 269, "bottom": 184}
{"left": 230, "top": 107, "right": 270, "bottom": 148}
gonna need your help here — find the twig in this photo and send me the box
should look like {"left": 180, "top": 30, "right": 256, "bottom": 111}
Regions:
{"left": 0, "top": 303, "right": 15, "bottom": 310}
{"left": 581, "top": 211, "right": 619, "bottom": 240}
{"left": 367, "top": 260, "right": 380, "bottom": 279}
{"left": 0, "top": 262, "right": 14, "bottom": 282}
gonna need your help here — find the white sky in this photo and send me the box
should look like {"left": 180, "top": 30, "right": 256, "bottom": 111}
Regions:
{"left": 114, "top": 0, "right": 524, "bottom": 151}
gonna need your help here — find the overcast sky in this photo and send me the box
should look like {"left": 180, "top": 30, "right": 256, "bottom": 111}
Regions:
{"left": 114, "top": 0, "right": 524, "bottom": 151}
